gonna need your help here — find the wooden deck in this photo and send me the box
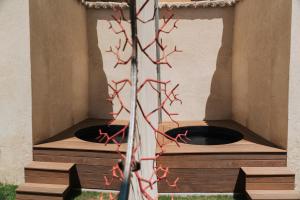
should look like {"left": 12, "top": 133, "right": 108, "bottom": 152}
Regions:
{"left": 33, "top": 119, "right": 287, "bottom": 193}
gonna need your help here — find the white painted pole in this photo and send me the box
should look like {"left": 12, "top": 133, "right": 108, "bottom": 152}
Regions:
{"left": 118, "top": 0, "right": 138, "bottom": 199}
{"left": 128, "top": 0, "right": 159, "bottom": 199}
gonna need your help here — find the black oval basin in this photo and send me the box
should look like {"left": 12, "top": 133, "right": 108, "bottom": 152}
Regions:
{"left": 75, "top": 125, "right": 128, "bottom": 144}
{"left": 166, "top": 126, "right": 243, "bottom": 145}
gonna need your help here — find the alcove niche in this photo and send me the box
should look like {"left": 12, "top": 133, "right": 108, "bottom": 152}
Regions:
{"left": 30, "top": 0, "right": 291, "bottom": 150}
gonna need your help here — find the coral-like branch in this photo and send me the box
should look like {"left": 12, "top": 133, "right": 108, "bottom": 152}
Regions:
{"left": 100, "top": 2, "right": 185, "bottom": 199}
{"left": 107, "top": 79, "right": 131, "bottom": 119}
{"left": 107, "top": 39, "right": 132, "bottom": 68}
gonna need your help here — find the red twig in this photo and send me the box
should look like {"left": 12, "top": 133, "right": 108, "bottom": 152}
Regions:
{"left": 101, "top": 4, "right": 184, "bottom": 200}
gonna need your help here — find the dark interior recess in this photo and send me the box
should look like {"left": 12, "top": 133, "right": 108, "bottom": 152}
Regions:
{"left": 166, "top": 126, "right": 243, "bottom": 145}
{"left": 75, "top": 125, "right": 128, "bottom": 144}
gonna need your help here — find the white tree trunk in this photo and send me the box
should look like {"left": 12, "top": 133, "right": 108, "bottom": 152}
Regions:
{"left": 129, "top": 0, "right": 158, "bottom": 199}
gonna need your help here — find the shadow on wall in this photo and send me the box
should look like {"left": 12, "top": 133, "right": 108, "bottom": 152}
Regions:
{"left": 205, "top": 12, "right": 233, "bottom": 120}
{"left": 161, "top": 7, "right": 234, "bottom": 121}
{"left": 87, "top": 7, "right": 233, "bottom": 121}
{"left": 87, "top": 11, "right": 113, "bottom": 119}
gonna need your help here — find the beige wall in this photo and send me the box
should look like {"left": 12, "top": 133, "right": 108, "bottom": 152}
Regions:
{"left": 30, "top": 0, "right": 89, "bottom": 144}
{"left": 87, "top": 7, "right": 234, "bottom": 121}
{"left": 0, "top": 0, "right": 32, "bottom": 184}
{"left": 87, "top": 9, "right": 131, "bottom": 120}
{"left": 232, "top": 0, "right": 292, "bottom": 148}
{"left": 161, "top": 7, "right": 234, "bottom": 121}
{"left": 288, "top": 0, "right": 300, "bottom": 191}
{"left": 0, "top": 0, "right": 296, "bottom": 186}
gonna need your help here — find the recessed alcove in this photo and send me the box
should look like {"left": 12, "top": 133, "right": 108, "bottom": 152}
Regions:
{"left": 28, "top": 0, "right": 292, "bottom": 195}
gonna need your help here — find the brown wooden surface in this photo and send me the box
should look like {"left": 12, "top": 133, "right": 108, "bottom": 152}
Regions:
{"left": 158, "top": 168, "right": 241, "bottom": 193}
{"left": 242, "top": 167, "right": 294, "bottom": 176}
{"left": 16, "top": 183, "right": 68, "bottom": 195}
{"left": 247, "top": 176, "right": 295, "bottom": 183}
{"left": 246, "top": 183, "right": 295, "bottom": 191}
{"left": 16, "top": 194, "right": 63, "bottom": 200}
{"left": 25, "top": 169, "right": 70, "bottom": 185}
{"left": 32, "top": 119, "right": 288, "bottom": 193}
{"left": 26, "top": 161, "right": 74, "bottom": 171}
{"left": 247, "top": 190, "right": 300, "bottom": 200}
{"left": 242, "top": 167, "right": 295, "bottom": 191}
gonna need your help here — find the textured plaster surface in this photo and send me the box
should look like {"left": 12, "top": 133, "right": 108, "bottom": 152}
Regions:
{"left": 161, "top": 7, "right": 233, "bottom": 121}
{"left": 30, "top": 0, "right": 89, "bottom": 144}
{"left": 87, "top": 7, "right": 234, "bottom": 121}
{"left": 81, "top": 0, "right": 240, "bottom": 9}
{"left": 0, "top": 0, "right": 32, "bottom": 184}
{"left": 288, "top": 0, "right": 300, "bottom": 191}
{"left": 232, "top": 0, "right": 291, "bottom": 148}
{"left": 87, "top": 8, "right": 131, "bottom": 120}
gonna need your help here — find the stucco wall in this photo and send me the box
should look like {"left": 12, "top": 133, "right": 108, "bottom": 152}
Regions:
{"left": 87, "top": 9, "right": 131, "bottom": 120}
{"left": 232, "top": 0, "right": 292, "bottom": 148}
{"left": 288, "top": 0, "right": 300, "bottom": 191}
{"left": 30, "top": 0, "right": 89, "bottom": 144}
{"left": 87, "top": 7, "right": 234, "bottom": 121}
{"left": 0, "top": 0, "right": 32, "bottom": 184}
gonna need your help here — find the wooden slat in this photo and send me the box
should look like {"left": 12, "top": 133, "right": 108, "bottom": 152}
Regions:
{"left": 246, "top": 183, "right": 294, "bottom": 190}
{"left": 247, "top": 190, "right": 300, "bottom": 200}
{"left": 158, "top": 159, "right": 286, "bottom": 169}
{"left": 25, "top": 170, "right": 70, "bottom": 185}
{"left": 242, "top": 167, "right": 294, "bottom": 176}
{"left": 162, "top": 143, "right": 286, "bottom": 154}
{"left": 26, "top": 161, "right": 74, "bottom": 171}
{"left": 16, "top": 194, "right": 63, "bottom": 200}
{"left": 17, "top": 183, "right": 68, "bottom": 195}
{"left": 247, "top": 176, "right": 295, "bottom": 183}
{"left": 33, "top": 149, "right": 120, "bottom": 159}
{"left": 242, "top": 167, "right": 295, "bottom": 191}
{"left": 158, "top": 168, "right": 240, "bottom": 193}
{"left": 75, "top": 164, "right": 120, "bottom": 189}
{"left": 34, "top": 141, "right": 127, "bottom": 152}
{"left": 33, "top": 151, "right": 119, "bottom": 166}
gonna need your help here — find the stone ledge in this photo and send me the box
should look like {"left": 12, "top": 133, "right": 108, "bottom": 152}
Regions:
{"left": 80, "top": 0, "right": 240, "bottom": 9}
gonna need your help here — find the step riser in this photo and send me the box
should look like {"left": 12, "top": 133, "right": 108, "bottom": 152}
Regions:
{"left": 247, "top": 176, "right": 295, "bottom": 183}
{"left": 25, "top": 169, "right": 70, "bottom": 185}
{"left": 246, "top": 176, "right": 295, "bottom": 190}
{"left": 246, "top": 183, "right": 295, "bottom": 190}
{"left": 16, "top": 194, "right": 64, "bottom": 200}
{"left": 247, "top": 190, "right": 300, "bottom": 200}
{"left": 247, "top": 196, "right": 300, "bottom": 200}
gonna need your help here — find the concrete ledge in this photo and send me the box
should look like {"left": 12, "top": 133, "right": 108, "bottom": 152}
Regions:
{"left": 80, "top": 0, "right": 240, "bottom": 9}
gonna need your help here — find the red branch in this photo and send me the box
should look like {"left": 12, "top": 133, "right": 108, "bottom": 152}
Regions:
{"left": 100, "top": 2, "right": 186, "bottom": 199}
{"left": 107, "top": 4, "right": 181, "bottom": 69}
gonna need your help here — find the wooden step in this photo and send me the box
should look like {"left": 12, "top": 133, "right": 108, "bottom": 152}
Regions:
{"left": 16, "top": 183, "right": 69, "bottom": 200}
{"left": 246, "top": 190, "right": 300, "bottom": 200}
{"left": 25, "top": 161, "right": 75, "bottom": 185}
{"left": 242, "top": 167, "right": 295, "bottom": 190}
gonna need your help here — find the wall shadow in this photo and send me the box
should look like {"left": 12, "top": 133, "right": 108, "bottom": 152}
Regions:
{"left": 87, "top": 7, "right": 233, "bottom": 122}
{"left": 87, "top": 10, "right": 113, "bottom": 119}
{"left": 205, "top": 14, "right": 233, "bottom": 120}
{"left": 160, "top": 7, "right": 233, "bottom": 121}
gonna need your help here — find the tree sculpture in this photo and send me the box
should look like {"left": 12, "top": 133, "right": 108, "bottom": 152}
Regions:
{"left": 97, "top": 0, "right": 189, "bottom": 199}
